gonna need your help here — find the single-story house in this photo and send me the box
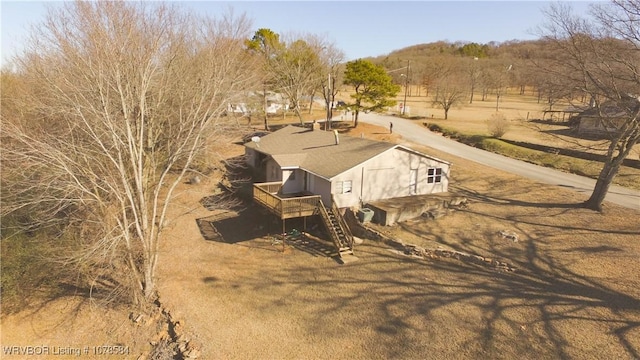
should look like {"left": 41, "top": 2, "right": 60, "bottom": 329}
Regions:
{"left": 244, "top": 124, "right": 451, "bottom": 210}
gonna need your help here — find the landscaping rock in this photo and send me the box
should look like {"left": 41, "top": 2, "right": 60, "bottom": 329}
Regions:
{"left": 388, "top": 237, "right": 516, "bottom": 272}
{"left": 499, "top": 230, "right": 519, "bottom": 242}
{"left": 448, "top": 197, "right": 468, "bottom": 208}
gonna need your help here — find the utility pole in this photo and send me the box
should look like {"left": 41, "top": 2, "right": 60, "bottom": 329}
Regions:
{"left": 263, "top": 81, "right": 268, "bottom": 131}
{"left": 402, "top": 60, "right": 409, "bottom": 116}
{"left": 326, "top": 73, "right": 331, "bottom": 130}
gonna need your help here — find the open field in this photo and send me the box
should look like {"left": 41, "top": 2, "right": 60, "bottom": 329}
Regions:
{"left": 334, "top": 88, "right": 640, "bottom": 190}
{"left": 391, "top": 88, "right": 640, "bottom": 160}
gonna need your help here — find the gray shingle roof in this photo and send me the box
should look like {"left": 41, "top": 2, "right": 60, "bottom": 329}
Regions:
{"left": 245, "top": 125, "right": 395, "bottom": 179}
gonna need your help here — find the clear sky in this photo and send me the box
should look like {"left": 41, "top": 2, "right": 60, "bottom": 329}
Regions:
{"left": 1, "top": 1, "right": 595, "bottom": 68}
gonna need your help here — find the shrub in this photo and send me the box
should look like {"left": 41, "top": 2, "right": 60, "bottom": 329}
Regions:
{"left": 487, "top": 113, "right": 511, "bottom": 138}
{"left": 0, "top": 230, "right": 64, "bottom": 313}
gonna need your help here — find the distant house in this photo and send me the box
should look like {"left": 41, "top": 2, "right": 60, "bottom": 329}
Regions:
{"left": 228, "top": 92, "right": 290, "bottom": 116}
{"left": 244, "top": 124, "right": 451, "bottom": 209}
{"left": 574, "top": 97, "right": 639, "bottom": 136}
{"left": 262, "top": 92, "right": 289, "bottom": 114}
{"left": 227, "top": 103, "right": 249, "bottom": 115}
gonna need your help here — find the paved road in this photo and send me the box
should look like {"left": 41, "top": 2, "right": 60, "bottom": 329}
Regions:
{"left": 360, "top": 112, "right": 640, "bottom": 210}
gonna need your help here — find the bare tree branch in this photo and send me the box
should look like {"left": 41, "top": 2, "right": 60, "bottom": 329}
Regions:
{"left": 1, "top": 2, "right": 256, "bottom": 305}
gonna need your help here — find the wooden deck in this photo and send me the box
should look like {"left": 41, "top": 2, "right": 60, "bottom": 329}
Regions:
{"left": 253, "top": 182, "right": 321, "bottom": 219}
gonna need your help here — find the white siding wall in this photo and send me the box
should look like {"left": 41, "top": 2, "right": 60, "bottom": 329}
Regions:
{"left": 313, "top": 176, "right": 332, "bottom": 205}
{"left": 282, "top": 169, "right": 304, "bottom": 194}
{"left": 332, "top": 148, "right": 450, "bottom": 208}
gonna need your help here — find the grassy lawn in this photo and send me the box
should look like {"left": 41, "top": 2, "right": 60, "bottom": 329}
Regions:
{"left": 419, "top": 121, "right": 640, "bottom": 190}
{"left": 332, "top": 88, "right": 640, "bottom": 190}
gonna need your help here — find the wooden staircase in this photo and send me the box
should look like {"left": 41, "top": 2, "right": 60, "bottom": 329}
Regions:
{"left": 316, "top": 198, "right": 354, "bottom": 258}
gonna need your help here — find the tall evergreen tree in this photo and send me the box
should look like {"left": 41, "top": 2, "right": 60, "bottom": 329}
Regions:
{"left": 343, "top": 59, "right": 400, "bottom": 127}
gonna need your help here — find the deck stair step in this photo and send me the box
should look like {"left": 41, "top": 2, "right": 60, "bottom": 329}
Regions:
{"left": 315, "top": 197, "right": 355, "bottom": 259}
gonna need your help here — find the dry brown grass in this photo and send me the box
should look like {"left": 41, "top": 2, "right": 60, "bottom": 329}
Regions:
{"left": 365, "top": 88, "right": 640, "bottom": 189}
{"left": 3, "top": 118, "right": 639, "bottom": 360}
{"left": 0, "top": 298, "right": 159, "bottom": 358}
{"left": 390, "top": 88, "right": 640, "bottom": 158}
{"left": 338, "top": 86, "right": 640, "bottom": 157}
{"left": 150, "top": 122, "right": 640, "bottom": 359}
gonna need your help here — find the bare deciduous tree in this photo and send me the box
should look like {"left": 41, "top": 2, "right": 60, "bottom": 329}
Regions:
{"left": 486, "top": 62, "right": 514, "bottom": 112}
{"left": 246, "top": 30, "right": 330, "bottom": 125}
{"left": 316, "top": 41, "right": 345, "bottom": 130}
{"left": 1, "top": 2, "right": 255, "bottom": 305}
{"left": 426, "top": 58, "right": 468, "bottom": 120}
{"left": 541, "top": 1, "right": 640, "bottom": 211}
{"left": 270, "top": 33, "right": 326, "bottom": 124}
{"left": 466, "top": 57, "right": 482, "bottom": 104}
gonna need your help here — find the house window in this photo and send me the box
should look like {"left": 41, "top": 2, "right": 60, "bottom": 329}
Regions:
{"left": 427, "top": 168, "right": 442, "bottom": 184}
{"left": 335, "top": 180, "right": 353, "bottom": 194}
{"left": 343, "top": 180, "right": 352, "bottom": 194}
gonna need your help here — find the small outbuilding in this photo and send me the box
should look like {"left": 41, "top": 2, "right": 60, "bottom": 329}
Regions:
{"left": 573, "top": 97, "right": 639, "bottom": 136}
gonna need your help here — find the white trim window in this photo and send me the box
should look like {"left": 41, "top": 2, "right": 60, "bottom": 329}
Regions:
{"left": 335, "top": 180, "right": 353, "bottom": 194}
{"left": 427, "top": 168, "right": 442, "bottom": 184}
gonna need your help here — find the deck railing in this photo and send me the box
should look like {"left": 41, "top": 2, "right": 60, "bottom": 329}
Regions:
{"left": 253, "top": 182, "right": 321, "bottom": 219}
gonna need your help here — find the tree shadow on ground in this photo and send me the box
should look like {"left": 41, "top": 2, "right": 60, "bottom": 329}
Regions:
{"left": 196, "top": 203, "right": 341, "bottom": 259}
{"left": 499, "top": 137, "right": 640, "bottom": 169}
{"left": 563, "top": 245, "right": 624, "bottom": 253}
{"left": 196, "top": 206, "right": 271, "bottom": 244}
{"left": 452, "top": 184, "right": 585, "bottom": 210}
{"left": 286, "top": 235, "right": 338, "bottom": 258}
{"left": 529, "top": 118, "right": 571, "bottom": 126}
{"left": 219, "top": 226, "right": 640, "bottom": 359}
{"left": 450, "top": 186, "right": 639, "bottom": 237}
{"left": 385, "top": 185, "right": 639, "bottom": 357}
